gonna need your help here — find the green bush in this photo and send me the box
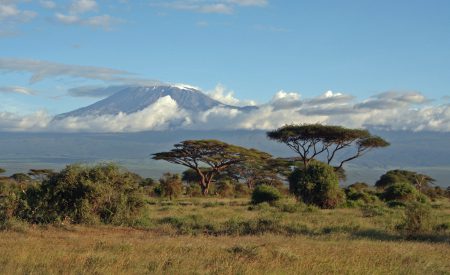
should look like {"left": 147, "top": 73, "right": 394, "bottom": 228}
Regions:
{"left": 0, "top": 180, "right": 23, "bottom": 226}
{"left": 288, "top": 161, "right": 344, "bottom": 209}
{"left": 345, "top": 183, "right": 380, "bottom": 207}
{"left": 381, "top": 182, "right": 420, "bottom": 202}
{"left": 17, "top": 164, "right": 146, "bottom": 225}
{"left": 273, "top": 200, "right": 301, "bottom": 213}
{"left": 159, "top": 173, "right": 182, "bottom": 200}
{"left": 397, "top": 202, "right": 433, "bottom": 237}
{"left": 251, "top": 185, "right": 282, "bottom": 205}
{"left": 215, "top": 180, "right": 234, "bottom": 197}
{"left": 185, "top": 182, "right": 202, "bottom": 197}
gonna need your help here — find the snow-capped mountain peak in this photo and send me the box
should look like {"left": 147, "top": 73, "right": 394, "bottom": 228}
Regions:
{"left": 55, "top": 84, "right": 256, "bottom": 119}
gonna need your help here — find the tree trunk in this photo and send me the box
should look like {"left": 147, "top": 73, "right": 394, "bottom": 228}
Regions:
{"left": 199, "top": 177, "right": 210, "bottom": 196}
{"left": 201, "top": 185, "right": 209, "bottom": 196}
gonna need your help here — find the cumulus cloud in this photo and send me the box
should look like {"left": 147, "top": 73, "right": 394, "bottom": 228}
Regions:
{"left": 269, "top": 90, "right": 302, "bottom": 110}
{"left": 207, "top": 84, "right": 256, "bottom": 106}
{"left": 0, "top": 110, "right": 51, "bottom": 132}
{"left": 55, "top": 12, "right": 79, "bottom": 24}
{"left": 54, "top": 13, "right": 119, "bottom": 30}
{"left": 49, "top": 96, "right": 189, "bottom": 132}
{"left": 52, "top": 0, "right": 120, "bottom": 30}
{"left": 1, "top": 88, "right": 449, "bottom": 133}
{"left": 70, "top": 0, "right": 98, "bottom": 14}
{"left": 0, "top": 2, "right": 36, "bottom": 22}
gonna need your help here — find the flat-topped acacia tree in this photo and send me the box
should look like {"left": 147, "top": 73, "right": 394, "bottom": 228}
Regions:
{"left": 152, "top": 139, "right": 272, "bottom": 195}
{"left": 267, "top": 124, "right": 389, "bottom": 169}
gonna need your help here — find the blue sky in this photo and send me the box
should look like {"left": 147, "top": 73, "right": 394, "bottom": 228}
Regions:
{"left": 0, "top": 0, "right": 450, "bottom": 132}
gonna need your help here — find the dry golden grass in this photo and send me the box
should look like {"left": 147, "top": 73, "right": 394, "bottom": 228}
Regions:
{"left": 1, "top": 226, "right": 449, "bottom": 275}
{"left": 1, "top": 198, "right": 449, "bottom": 274}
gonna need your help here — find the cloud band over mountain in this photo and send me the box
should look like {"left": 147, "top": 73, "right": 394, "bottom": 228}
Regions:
{"left": 0, "top": 85, "right": 449, "bottom": 133}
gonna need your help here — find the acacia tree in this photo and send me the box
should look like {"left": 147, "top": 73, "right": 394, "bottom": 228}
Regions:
{"left": 267, "top": 124, "right": 389, "bottom": 169}
{"left": 159, "top": 173, "right": 183, "bottom": 200}
{"left": 153, "top": 139, "right": 271, "bottom": 195}
{"left": 375, "top": 169, "right": 435, "bottom": 192}
{"left": 223, "top": 157, "right": 290, "bottom": 189}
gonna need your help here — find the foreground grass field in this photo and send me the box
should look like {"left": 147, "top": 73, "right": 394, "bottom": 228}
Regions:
{"left": 1, "top": 198, "right": 449, "bottom": 274}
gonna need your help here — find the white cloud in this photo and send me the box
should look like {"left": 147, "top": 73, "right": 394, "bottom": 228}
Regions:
{"left": 269, "top": 90, "right": 302, "bottom": 110}
{"left": 54, "top": 13, "right": 118, "bottom": 30}
{"left": 228, "top": 0, "right": 268, "bottom": 6}
{"left": 52, "top": 0, "right": 120, "bottom": 30}
{"left": 39, "top": 0, "right": 56, "bottom": 9}
{"left": 0, "top": 58, "right": 133, "bottom": 83}
{"left": 70, "top": 0, "right": 97, "bottom": 14}
{"left": 199, "top": 3, "right": 232, "bottom": 14}
{"left": 55, "top": 12, "right": 79, "bottom": 24}
{"left": 82, "top": 14, "right": 116, "bottom": 29}
{"left": 0, "top": 86, "right": 36, "bottom": 95}
{"left": 0, "top": 111, "right": 51, "bottom": 132}
{"left": 0, "top": 2, "right": 36, "bottom": 22}
{"left": 208, "top": 84, "right": 256, "bottom": 106}
{"left": 1, "top": 86, "right": 449, "bottom": 133}
{"left": 154, "top": 0, "right": 268, "bottom": 14}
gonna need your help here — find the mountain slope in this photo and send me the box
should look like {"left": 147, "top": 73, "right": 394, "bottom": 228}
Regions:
{"left": 56, "top": 85, "right": 252, "bottom": 119}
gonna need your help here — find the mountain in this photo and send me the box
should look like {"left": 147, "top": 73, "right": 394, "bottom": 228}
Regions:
{"left": 56, "top": 84, "right": 256, "bottom": 119}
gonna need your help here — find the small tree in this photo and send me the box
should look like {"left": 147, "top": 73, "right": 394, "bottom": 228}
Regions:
{"left": 375, "top": 170, "right": 435, "bottom": 192}
{"left": 159, "top": 173, "right": 182, "bottom": 200}
{"left": 267, "top": 124, "right": 389, "bottom": 169}
{"left": 397, "top": 202, "right": 433, "bottom": 237}
{"left": 381, "top": 182, "right": 421, "bottom": 202}
{"left": 223, "top": 157, "right": 290, "bottom": 189}
{"left": 153, "top": 140, "right": 271, "bottom": 195}
{"left": 288, "top": 161, "right": 344, "bottom": 209}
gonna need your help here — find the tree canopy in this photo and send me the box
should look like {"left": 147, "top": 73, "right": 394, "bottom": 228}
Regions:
{"left": 152, "top": 139, "right": 271, "bottom": 195}
{"left": 375, "top": 169, "right": 435, "bottom": 191}
{"left": 223, "top": 157, "right": 290, "bottom": 189}
{"left": 267, "top": 124, "right": 389, "bottom": 169}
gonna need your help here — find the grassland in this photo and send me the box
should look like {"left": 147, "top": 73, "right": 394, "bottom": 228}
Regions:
{"left": 1, "top": 198, "right": 449, "bottom": 274}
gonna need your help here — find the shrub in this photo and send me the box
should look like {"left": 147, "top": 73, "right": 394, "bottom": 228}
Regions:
{"left": 273, "top": 200, "right": 301, "bottom": 213}
{"left": 251, "top": 185, "right": 282, "bottom": 205}
{"left": 215, "top": 180, "right": 234, "bottom": 197}
{"left": 185, "top": 182, "right": 202, "bottom": 197}
{"left": 159, "top": 173, "right": 182, "bottom": 200}
{"left": 360, "top": 205, "right": 390, "bottom": 217}
{"left": 288, "top": 161, "right": 344, "bottom": 209}
{"left": 345, "top": 183, "right": 380, "bottom": 207}
{"left": 381, "top": 182, "right": 420, "bottom": 202}
{"left": 375, "top": 169, "right": 434, "bottom": 192}
{"left": 234, "top": 183, "right": 250, "bottom": 197}
{"left": 397, "top": 202, "right": 433, "bottom": 237}
{"left": 18, "top": 164, "right": 146, "bottom": 225}
{"left": 0, "top": 180, "right": 23, "bottom": 226}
